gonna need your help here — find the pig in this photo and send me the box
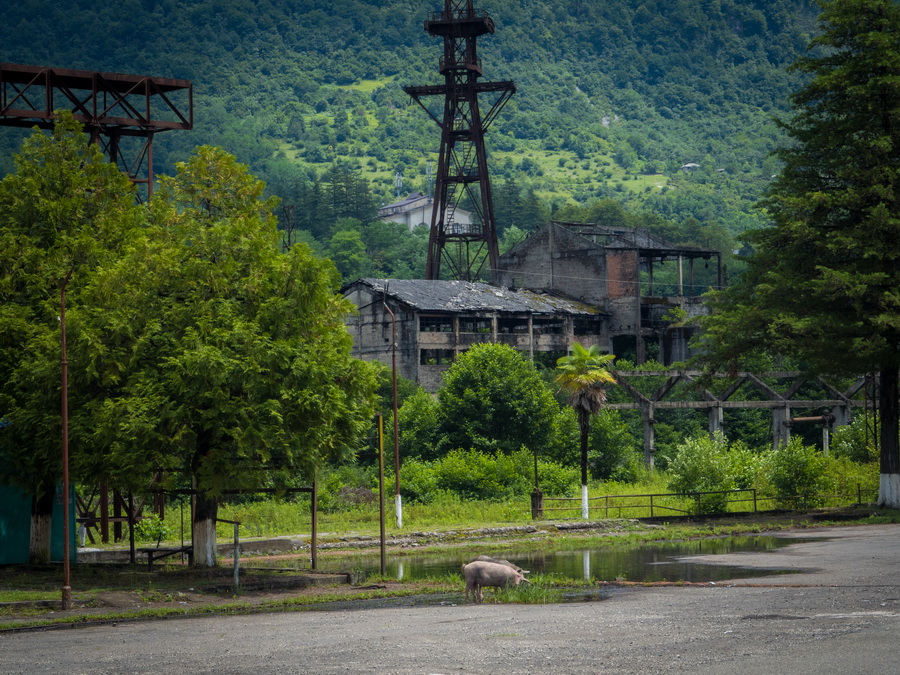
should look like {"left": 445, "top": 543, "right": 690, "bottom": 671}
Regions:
{"left": 473, "top": 555, "right": 529, "bottom": 575}
{"left": 462, "top": 560, "right": 527, "bottom": 603}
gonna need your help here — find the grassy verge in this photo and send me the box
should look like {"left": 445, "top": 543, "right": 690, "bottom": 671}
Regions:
{"left": 4, "top": 507, "right": 897, "bottom": 631}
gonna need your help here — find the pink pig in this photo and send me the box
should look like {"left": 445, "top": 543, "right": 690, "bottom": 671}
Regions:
{"left": 462, "top": 560, "right": 527, "bottom": 603}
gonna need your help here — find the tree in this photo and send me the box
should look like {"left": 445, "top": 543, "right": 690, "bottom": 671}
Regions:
{"left": 555, "top": 343, "right": 616, "bottom": 518}
{"left": 398, "top": 389, "right": 441, "bottom": 461}
{"left": 695, "top": 0, "right": 900, "bottom": 507}
{"left": 0, "top": 112, "right": 143, "bottom": 562}
{"left": 437, "top": 343, "right": 563, "bottom": 458}
{"left": 80, "top": 147, "right": 378, "bottom": 565}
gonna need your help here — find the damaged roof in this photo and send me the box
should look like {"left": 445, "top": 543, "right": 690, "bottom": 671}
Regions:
{"left": 346, "top": 278, "right": 603, "bottom": 316}
{"left": 551, "top": 221, "right": 717, "bottom": 256}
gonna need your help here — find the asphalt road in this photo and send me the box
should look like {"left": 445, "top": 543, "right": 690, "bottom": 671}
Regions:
{"left": 2, "top": 524, "right": 900, "bottom": 674}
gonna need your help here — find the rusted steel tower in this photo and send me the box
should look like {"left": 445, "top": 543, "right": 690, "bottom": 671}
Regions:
{"left": 0, "top": 63, "right": 193, "bottom": 201}
{"left": 405, "top": 1, "right": 515, "bottom": 283}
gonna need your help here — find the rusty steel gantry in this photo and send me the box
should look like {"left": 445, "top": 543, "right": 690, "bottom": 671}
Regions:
{"left": 404, "top": 1, "right": 515, "bottom": 283}
{"left": 0, "top": 63, "right": 193, "bottom": 200}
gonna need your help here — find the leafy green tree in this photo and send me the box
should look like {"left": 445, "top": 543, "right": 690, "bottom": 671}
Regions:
{"left": 695, "top": 0, "right": 900, "bottom": 507}
{"left": 588, "top": 410, "right": 642, "bottom": 481}
{"left": 398, "top": 389, "right": 441, "bottom": 461}
{"left": 363, "top": 220, "right": 428, "bottom": 279}
{"left": 555, "top": 343, "right": 616, "bottom": 517}
{"left": 437, "top": 343, "right": 563, "bottom": 460}
{"left": 0, "top": 113, "right": 143, "bottom": 562}
{"left": 79, "top": 146, "right": 378, "bottom": 566}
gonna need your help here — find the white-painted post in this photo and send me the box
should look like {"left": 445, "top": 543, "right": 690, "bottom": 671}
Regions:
{"left": 233, "top": 523, "right": 240, "bottom": 592}
{"left": 395, "top": 494, "right": 403, "bottom": 529}
{"left": 581, "top": 484, "right": 589, "bottom": 519}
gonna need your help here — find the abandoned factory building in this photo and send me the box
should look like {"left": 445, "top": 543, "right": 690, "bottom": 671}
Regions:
{"left": 497, "top": 221, "right": 722, "bottom": 365}
{"left": 342, "top": 278, "right": 605, "bottom": 391}
{"left": 342, "top": 222, "right": 722, "bottom": 391}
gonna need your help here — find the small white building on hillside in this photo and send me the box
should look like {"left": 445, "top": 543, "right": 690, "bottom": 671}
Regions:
{"left": 377, "top": 192, "right": 473, "bottom": 231}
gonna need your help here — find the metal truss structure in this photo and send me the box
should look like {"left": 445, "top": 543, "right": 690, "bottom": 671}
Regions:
{"left": 405, "top": 1, "right": 514, "bottom": 283}
{"left": 0, "top": 63, "right": 192, "bottom": 199}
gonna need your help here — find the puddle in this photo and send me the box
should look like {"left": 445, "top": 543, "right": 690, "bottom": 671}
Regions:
{"left": 323, "top": 535, "right": 819, "bottom": 584}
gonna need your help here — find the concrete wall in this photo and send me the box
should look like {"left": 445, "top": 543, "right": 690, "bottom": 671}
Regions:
{"left": 498, "top": 223, "right": 610, "bottom": 306}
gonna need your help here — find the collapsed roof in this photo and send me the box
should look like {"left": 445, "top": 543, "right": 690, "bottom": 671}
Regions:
{"left": 345, "top": 278, "right": 603, "bottom": 316}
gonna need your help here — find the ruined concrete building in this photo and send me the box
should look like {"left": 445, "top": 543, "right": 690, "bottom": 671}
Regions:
{"left": 342, "top": 222, "right": 721, "bottom": 390}
{"left": 497, "top": 221, "right": 722, "bottom": 365}
{"left": 343, "top": 278, "right": 603, "bottom": 391}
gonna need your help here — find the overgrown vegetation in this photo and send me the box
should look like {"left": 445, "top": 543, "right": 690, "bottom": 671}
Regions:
{"left": 0, "top": 0, "right": 821, "bottom": 281}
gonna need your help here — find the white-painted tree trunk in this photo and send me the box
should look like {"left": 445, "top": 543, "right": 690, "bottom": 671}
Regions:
{"left": 395, "top": 494, "right": 403, "bottom": 529}
{"left": 878, "top": 473, "right": 900, "bottom": 509}
{"left": 192, "top": 516, "right": 218, "bottom": 567}
{"left": 581, "top": 484, "right": 589, "bottom": 519}
{"left": 29, "top": 513, "right": 52, "bottom": 564}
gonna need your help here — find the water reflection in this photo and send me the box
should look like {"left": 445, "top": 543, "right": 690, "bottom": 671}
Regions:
{"left": 337, "top": 535, "right": 815, "bottom": 583}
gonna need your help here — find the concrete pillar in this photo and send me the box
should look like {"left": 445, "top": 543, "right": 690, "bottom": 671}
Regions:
{"left": 772, "top": 405, "right": 791, "bottom": 450}
{"left": 677, "top": 255, "right": 684, "bottom": 296}
{"left": 642, "top": 403, "right": 655, "bottom": 468}
{"left": 832, "top": 404, "right": 851, "bottom": 429}
{"left": 669, "top": 328, "right": 689, "bottom": 363}
{"left": 709, "top": 404, "right": 724, "bottom": 438}
{"left": 527, "top": 314, "right": 534, "bottom": 360}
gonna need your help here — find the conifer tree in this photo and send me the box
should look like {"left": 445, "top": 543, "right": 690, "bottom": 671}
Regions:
{"left": 696, "top": 0, "right": 900, "bottom": 506}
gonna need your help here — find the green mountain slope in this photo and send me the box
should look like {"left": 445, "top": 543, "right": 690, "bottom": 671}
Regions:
{"left": 0, "top": 0, "right": 819, "bottom": 246}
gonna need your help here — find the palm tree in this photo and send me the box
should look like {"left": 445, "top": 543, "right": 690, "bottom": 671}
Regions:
{"left": 556, "top": 343, "right": 616, "bottom": 518}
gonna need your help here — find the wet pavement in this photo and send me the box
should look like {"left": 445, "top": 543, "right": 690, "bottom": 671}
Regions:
{"left": 2, "top": 524, "right": 899, "bottom": 674}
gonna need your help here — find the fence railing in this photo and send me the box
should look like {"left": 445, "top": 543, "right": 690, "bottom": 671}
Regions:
{"left": 532, "top": 485, "right": 879, "bottom": 520}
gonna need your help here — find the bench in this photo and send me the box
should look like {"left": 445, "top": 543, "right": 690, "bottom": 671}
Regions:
{"left": 137, "top": 546, "right": 193, "bottom": 571}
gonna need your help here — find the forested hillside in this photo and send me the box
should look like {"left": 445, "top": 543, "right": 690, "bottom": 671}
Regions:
{"left": 0, "top": 0, "right": 819, "bottom": 278}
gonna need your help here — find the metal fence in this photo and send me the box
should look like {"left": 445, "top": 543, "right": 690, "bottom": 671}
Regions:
{"left": 533, "top": 485, "right": 880, "bottom": 520}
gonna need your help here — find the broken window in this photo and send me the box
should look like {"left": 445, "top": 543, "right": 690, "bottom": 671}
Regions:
{"left": 420, "top": 349, "right": 455, "bottom": 366}
{"left": 420, "top": 315, "right": 453, "bottom": 332}
{"left": 498, "top": 316, "right": 529, "bottom": 334}
{"left": 573, "top": 318, "right": 601, "bottom": 335}
{"left": 533, "top": 317, "right": 564, "bottom": 335}
{"left": 459, "top": 317, "right": 492, "bottom": 334}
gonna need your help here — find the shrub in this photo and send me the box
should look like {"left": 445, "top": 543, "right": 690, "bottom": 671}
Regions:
{"left": 318, "top": 464, "right": 376, "bottom": 512}
{"left": 831, "top": 416, "right": 878, "bottom": 463}
{"left": 135, "top": 513, "right": 172, "bottom": 546}
{"left": 728, "top": 440, "right": 768, "bottom": 490}
{"left": 398, "top": 450, "right": 577, "bottom": 503}
{"left": 434, "top": 449, "right": 531, "bottom": 501}
{"left": 398, "top": 459, "right": 440, "bottom": 504}
{"left": 535, "top": 459, "right": 580, "bottom": 496}
{"left": 820, "top": 455, "right": 878, "bottom": 502}
{"left": 768, "top": 437, "right": 828, "bottom": 508}
{"left": 667, "top": 432, "right": 735, "bottom": 513}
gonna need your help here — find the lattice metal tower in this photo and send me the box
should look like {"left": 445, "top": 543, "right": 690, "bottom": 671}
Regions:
{"left": 405, "top": 1, "right": 515, "bottom": 283}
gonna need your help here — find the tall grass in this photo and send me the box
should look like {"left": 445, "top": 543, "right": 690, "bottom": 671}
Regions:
{"left": 143, "top": 461, "right": 877, "bottom": 545}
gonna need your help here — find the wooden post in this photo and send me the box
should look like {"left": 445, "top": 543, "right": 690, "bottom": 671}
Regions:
{"left": 530, "top": 489, "right": 543, "bottom": 519}
{"left": 641, "top": 403, "right": 655, "bottom": 468}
